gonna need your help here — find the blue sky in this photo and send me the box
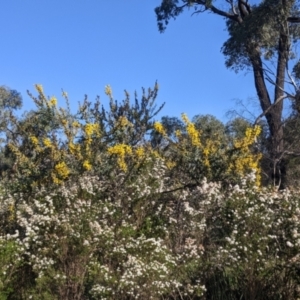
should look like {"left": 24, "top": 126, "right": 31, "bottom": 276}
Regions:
{"left": 0, "top": 1, "right": 260, "bottom": 123}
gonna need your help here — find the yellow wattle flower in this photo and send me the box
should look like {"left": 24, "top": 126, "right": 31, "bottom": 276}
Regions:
{"left": 35, "top": 84, "right": 43, "bottom": 93}
{"left": 83, "top": 160, "right": 92, "bottom": 171}
{"left": 181, "top": 113, "right": 189, "bottom": 124}
{"left": 54, "top": 161, "right": 70, "bottom": 179}
{"left": 175, "top": 129, "right": 182, "bottom": 138}
{"left": 84, "top": 123, "right": 100, "bottom": 137}
{"left": 30, "top": 136, "right": 39, "bottom": 147}
{"left": 154, "top": 122, "right": 166, "bottom": 135}
{"left": 118, "top": 116, "right": 131, "bottom": 127}
{"left": 135, "top": 146, "right": 145, "bottom": 159}
{"left": 72, "top": 121, "right": 80, "bottom": 128}
{"left": 49, "top": 96, "right": 57, "bottom": 107}
{"left": 230, "top": 125, "right": 262, "bottom": 186}
{"left": 107, "top": 144, "right": 132, "bottom": 171}
{"left": 43, "top": 138, "right": 52, "bottom": 148}
{"left": 186, "top": 123, "right": 201, "bottom": 147}
{"left": 105, "top": 85, "right": 113, "bottom": 97}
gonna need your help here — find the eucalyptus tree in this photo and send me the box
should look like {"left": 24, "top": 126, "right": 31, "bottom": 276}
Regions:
{"left": 0, "top": 86, "right": 22, "bottom": 176}
{"left": 155, "top": 0, "right": 300, "bottom": 188}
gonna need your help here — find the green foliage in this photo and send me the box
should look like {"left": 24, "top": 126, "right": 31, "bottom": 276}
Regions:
{"left": 150, "top": 115, "right": 184, "bottom": 147}
{"left": 0, "top": 86, "right": 22, "bottom": 132}
{"left": 222, "top": 0, "right": 293, "bottom": 70}
{"left": 0, "top": 86, "right": 23, "bottom": 178}
{"left": 0, "top": 239, "right": 23, "bottom": 299}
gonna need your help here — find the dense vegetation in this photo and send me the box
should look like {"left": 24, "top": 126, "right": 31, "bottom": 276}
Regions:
{"left": 0, "top": 84, "right": 300, "bottom": 299}
{"left": 2, "top": 0, "right": 300, "bottom": 298}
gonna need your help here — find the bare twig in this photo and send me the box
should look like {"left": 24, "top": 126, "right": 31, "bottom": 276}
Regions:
{"left": 284, "top": 151, "right": 300, "bottom": 157}
{"left": 286, "top": 64, "right": 298, "bottom": 92}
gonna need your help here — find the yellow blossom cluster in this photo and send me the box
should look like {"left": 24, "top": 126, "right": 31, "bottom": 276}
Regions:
{"left": 49, "top": 96, "right": 57, "bottom": 107}
{"left": 202, "top": 140, "right": 219, "bottom": 168}
{"left": 54, "top": 162, "right": 70, "bottom": 179}
{"left": 232, "top": 125, "right": 262, "bottom": 186}
{"left": 175, "top": 130, "right": 182, "bottom": 138}
{"left": 68, "top": 142, "right": 82, "bottom": 158}
{"left": 203, "top": 148, "right": 210, "bottom": 167}
{"left": 135, "top": 146, "right": 145, "bottom": 159}
{"left": 117, "top": 116, "right": 131, "bottom": 128}
{"left": 29, "top": 135, "right": 43, "bottom": 152}
{"left": 72, "top": 121, "right": 80, "bottom": 128}
{"left": 107, "top": 144, "right": 132, "bottom": 171}
{"left": 181, "top": 114, "right": 201, "bottom": 147}
{"left": 35, "top": 84, "right": 43, "bottom": 93}
{"left": 8, "top": 143, "right": 30, "bottom": 166}
{"left": 83, "top": 160, "right": 92, "bottom": 171}
{"left": 166, "top": 160, "right": 176, "bottom": 169}
{"left": 30, "top": 135, "right": 39, "bottom": 147}
{"left": 84, "top": 123, "right": 99, "bottom": 136}
{"left": 105, "top": 85, "right": 113, "bottom": 97}
{"left": 83, "top": 123, "right": 100, "bottom": 151}
{"left": 234, "top": 126, "right": 261, "bottom": 149}
{"left": 154, "top": 122, "right": 166, "bottom": 136}
{"left": 43, "top": 138, "right": 52, "bottom": 148}
{"left": 7, "top": 203, "right": 15, "bottom": 223}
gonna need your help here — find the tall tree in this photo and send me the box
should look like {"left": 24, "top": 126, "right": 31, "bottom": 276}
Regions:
{"left": 0, "top": 86, "right": 22, "bottom": 176}
{"left": 155, "top": 0, "right": 300, "bottom": 188}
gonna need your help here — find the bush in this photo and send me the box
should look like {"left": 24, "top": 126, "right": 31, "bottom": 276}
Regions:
{"left": 1, "top": 84, "right": 299, "bottom": 299}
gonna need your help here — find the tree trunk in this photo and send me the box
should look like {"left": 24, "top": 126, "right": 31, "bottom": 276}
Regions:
{"left": 248, "top": 43, "right": 286, "bottom": 188}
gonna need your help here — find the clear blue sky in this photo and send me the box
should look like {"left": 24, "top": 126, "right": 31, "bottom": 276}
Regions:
{"left": 0, "top": 0, "right": 259, "bottom": 123}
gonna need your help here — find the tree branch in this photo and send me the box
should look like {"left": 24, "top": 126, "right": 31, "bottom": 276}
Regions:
{"left": 194, "top": 0, "right": 242, "bottom": 23}
{"left": 254, "top": 95, "right": 288, "bottom": 125}
{"left": 287, "top": 17, "right": 300, "bottom": 23}
{"left": 264, "top": 74, "right": 295, "bottom": 99}
{"left": 284, "top": 151, "right": 300, "bottom": 156}
{"left": 226, "top": 0, "right": 238, "bottom": 16}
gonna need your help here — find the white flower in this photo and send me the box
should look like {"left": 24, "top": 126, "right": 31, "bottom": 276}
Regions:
{"left": 286, "top": 241, "right": 294, "bottom": 248}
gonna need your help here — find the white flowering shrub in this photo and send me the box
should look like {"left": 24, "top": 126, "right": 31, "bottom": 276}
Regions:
{"left": 0, "top": 157, "right": 207, "bottom": 299}
{"left": 1, "top": 163, "right": 300, "bottom": 299}
{"left": 203, "top": 175, "right": 300, "bottom": 299}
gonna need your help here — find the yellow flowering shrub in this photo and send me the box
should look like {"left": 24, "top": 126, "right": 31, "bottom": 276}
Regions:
{"left": 4, "top": 83, "right": 262, "bottom": 190}
{"left": 107, "top": 144, "right": 132, "bottom": 171}
{"left": 231, "top": 125, "right": 262, "bottom": 185}
{"left": 152, "top": 113, "right": 262, "bottom": 186}
{"left": 181, "top": 113, "right": 201, "bottom": 147}
{"left": 1, "top": 83, "right": 166, "bottom": 190}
